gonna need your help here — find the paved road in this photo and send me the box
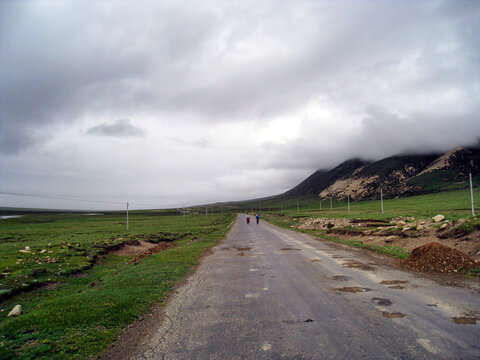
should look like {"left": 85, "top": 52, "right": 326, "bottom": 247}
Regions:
{"left": 134, "top": 216, "right": 480, "bottom": 359}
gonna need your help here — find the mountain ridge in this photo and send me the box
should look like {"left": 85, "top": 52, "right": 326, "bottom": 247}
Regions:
{"left": 279, "top": 144, "right": 480, "bottom": 201}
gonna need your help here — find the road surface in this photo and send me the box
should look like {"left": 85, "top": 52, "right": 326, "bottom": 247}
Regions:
{"left": 130, "top": 215, "right": 480, "bottom": 359}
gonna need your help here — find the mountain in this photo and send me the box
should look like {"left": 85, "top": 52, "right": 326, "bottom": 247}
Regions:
{"left": 281, "top": 144, "right": 480, "bottom": 201}
{"left": 283, "top": 158, "right": 368, "bottom": 197}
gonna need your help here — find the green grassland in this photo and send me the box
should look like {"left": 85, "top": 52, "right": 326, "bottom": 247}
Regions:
{"left": 260, "top": 188, "right": 479, "bottom": 260}
{"left": 250, "top": 187, "right": 480, "bottom": 221}
{"left": 0, "top": 212, "right": 234, "bottom": 359}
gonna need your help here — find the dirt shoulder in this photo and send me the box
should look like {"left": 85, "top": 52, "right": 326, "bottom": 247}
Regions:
{"left": 299, "top": 216, "right": 480, "bottom": 260}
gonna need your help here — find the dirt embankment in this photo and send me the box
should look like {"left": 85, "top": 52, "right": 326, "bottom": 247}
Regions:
{"left": 400, "top": 242, "right": 479, "bottom": 273}
{"left": 298, "top": 216, "right": 480, "bottom": 261}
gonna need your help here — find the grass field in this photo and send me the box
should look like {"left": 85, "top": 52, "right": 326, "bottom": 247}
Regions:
{"left": 253, "top": 187, "right": 480, "bottom": 221}
{"left": 0, "top": 211, "right": 234, "bottom": 359}
{"left": 260, "top": 188, "right": 479, "bottom": 261}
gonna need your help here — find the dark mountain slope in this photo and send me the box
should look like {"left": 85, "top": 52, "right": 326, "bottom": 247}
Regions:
{"left": 282, "top": 158, "right": 367, "bottom": 197}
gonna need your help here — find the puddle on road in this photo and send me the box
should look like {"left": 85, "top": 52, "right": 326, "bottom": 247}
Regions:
{"left": 234, "top": 247, "right": 252, "bottom": 251}
{"left": 334, "top": 286, "right": 371, "bottom": 293}
{"left": 388, "top": 285, "right": 406, "bottom": 290}
{"left": 382, "top": 312, "right": 406, "bottom": 318}
{"left": 372, "top": 297, "right": 392, "bottom": 306}
{"left": 282, "top": 319, "right": 315, "bottom": 325}
{"left": 332, "top": 275, "right": 350, "bottom": 281}
{"left": 379, "top": 280, "right": 409, "bottom": 285}
{"left": 281, "top": 248, "right": 301, "bottom": 251}
{"left": 451, "top": 316, "right": 478, "bottom": 324}
{"left": 342, "top": 261, "right": 376, "bottom": 271}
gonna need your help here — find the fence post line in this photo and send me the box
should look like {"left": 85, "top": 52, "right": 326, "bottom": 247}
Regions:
{"left": 470, "top": 173, "right": 475, "bottom": 217}
{"left": 381, "top": 188, "right": 384, "bottom": 215}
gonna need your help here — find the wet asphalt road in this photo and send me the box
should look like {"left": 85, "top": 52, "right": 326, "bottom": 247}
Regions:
{"left": 135, "top": 215, "right": 480, "bottom": 360}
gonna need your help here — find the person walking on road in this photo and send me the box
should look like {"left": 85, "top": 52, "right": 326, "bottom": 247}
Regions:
{"left": 255, "top": 214, "right": 260, "bottom": 224}
{"left": 246, "top": 215, "right": 250, "bottom": 224}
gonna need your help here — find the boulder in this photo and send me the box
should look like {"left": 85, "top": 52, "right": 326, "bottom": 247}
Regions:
{"left": 432, "top": 215, "right": 445, "bottom": 222}
{"left": 8, "top": 305, "right": 22, "bottom": 317}
{"left": 439, "top": 223, "right": 448, "bottom": 230}
{"left": 397, "top": 221, "right": 406, "bottom": 226}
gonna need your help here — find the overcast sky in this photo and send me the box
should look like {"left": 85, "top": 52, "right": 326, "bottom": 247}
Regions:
{"left": 1, "top": 0, "right": 479, "bottom": 210}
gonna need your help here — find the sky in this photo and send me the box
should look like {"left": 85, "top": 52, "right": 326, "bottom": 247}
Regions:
{"left": 1, "top": 0, "right": 480, "bottom": 210}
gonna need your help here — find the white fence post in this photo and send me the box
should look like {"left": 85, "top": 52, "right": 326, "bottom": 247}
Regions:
{"left": 470, "top": 173, "right": 475, "bottom": 217}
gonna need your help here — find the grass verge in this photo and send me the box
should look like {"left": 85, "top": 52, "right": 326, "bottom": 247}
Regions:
{"left": 0, "top": 212, "right": 235, "bottom": 359}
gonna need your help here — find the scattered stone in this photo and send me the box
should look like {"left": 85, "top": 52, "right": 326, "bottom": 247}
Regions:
{"left": 8, "top": 305, "right": 22, "bottom": 317}
{"left": 24, "top": 246, "right": 30, "bottom": 251}
{"left": 432, "top": 215, "right": 445, "bottom": 223}
{"left": 385, "top": 236, "right": 396, "bottom": 243}
{"left": 397, "top": 221, "right": 406, "bottom": 226}
{"left": 40, "top": 249, "right": 47, "bottom": 253}
{"left": 18, "top": 250, "right": 30, "bottom": 253}
{"left": 439, "top": 223, "right": 448, "bottom": 230}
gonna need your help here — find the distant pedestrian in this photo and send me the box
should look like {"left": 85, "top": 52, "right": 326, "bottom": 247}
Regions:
{"left": 246, "top": 215, "right": 250, "bottom": 224}
{"left": 256, "top": 214, "right": 260, "bottom": 224}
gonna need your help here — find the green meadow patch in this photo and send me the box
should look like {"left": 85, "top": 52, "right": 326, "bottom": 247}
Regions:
{"left": 263, "top": 188, "right": 479, "bottom": 261}
{"left": 0, "top": 212, "right": 234, "bottom": 359}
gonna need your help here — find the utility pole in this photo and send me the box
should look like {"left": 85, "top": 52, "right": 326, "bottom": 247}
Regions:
{"left": 381, "top": 188, "right": 384, "bottom": 215}
{"left": 470, "top": 173, "right": 475, "bottom": 217}
{"left": 126, "top": 202, "right": 129, "bottom": 230}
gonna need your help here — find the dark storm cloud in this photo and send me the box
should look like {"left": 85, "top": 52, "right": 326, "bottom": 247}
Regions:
{"left": 1, "top": 0, "right": 480, "bottom": 209}
{"left": 2, "top": 1, "right": 479, "bottom": 152}
{"left": 87, "top": 119, "right": 145, "bottom": 138}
